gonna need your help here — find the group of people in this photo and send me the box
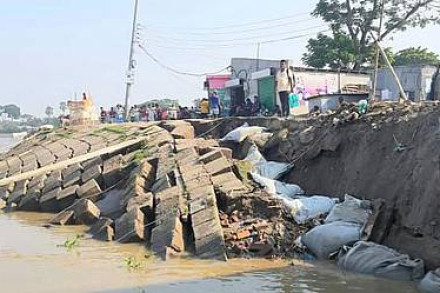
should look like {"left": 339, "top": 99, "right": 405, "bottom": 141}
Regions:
{"left": 99, "top": 104, "right": 199, "bottom": 124}
{"left": 99, "top": 104, "right": 167, "bottom": 123}
{"left": 96, "top": 59, "right": 297, "bottom": 123}
{"left": 230, "top": 95, "right": 261, "bottom": 117}
{"left": 199, "top": 90, "right": 221, "bottom": 118}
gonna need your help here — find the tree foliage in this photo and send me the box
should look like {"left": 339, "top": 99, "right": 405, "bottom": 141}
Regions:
{"left": 303, "top": 33, "right": 356, "bottom": 69}
{"left": 0, "top": 104, "right": 21, "bottom": 119}
{"left": 393, "top": 47, "right": 440, "bottom": 66}
{"left": 45, "top": 106, "right": 54, "bottom": 118}
{"left": 303, "top": 33, "right": 394, "bottom": 69}
{"left": 305, "top": 0, "right": 440, "bottom": 70}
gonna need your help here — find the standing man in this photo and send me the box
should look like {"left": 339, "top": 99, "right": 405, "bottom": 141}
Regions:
{"left": 276, "top": 60, "right": 295, "bottom": 117}
{"left": 209, "top": 90, "right": 221, "bottom": 118}
{"left": 199, "top": 97, "right": 210, "bottom": 119}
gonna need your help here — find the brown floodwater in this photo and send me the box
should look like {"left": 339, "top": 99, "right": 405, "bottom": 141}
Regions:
{"left": 0, "top": 210, "right": 419, "bottom": 293}
{"left": 0, "top": 137, "right": 419, "bottom": 293}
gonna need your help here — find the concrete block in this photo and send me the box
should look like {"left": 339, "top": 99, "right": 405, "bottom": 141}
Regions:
{"left": 19, "top": 192, "right": 41, "bottom": 211}
{"left": 40, "top": 187, "right": 61, "bottom": 213}
{"left": 171, "top": 124, "right": 195, "bottom": 139}
{"left": 89, "top": 218, "right": 114, "bottom": 241}
{"left": 7, "top": 180, "right": 28, "bottom": 206}
{"left": 81, "top": 164, "right": 102, "bottom": 183}
{"left": 74, "top": 199, "right": 101, "bottom": 225}
{"left": 42, "top": 170, "right": 62, "bottom": 193}
{"left": 204, "top": 157, "right": 233, "bottom": 176}
{"left": 62, "top": 164, "right": 82, "bottom": 187}
{"left": 102, "top": 155, "right": 124, "bottom": 188}
{"left": 115, "top": 207, "right": 145, "bottom": 243}
{"left": 77, "top": 179, "right": 101, "bottom": 202}
{"left": 50, "top": 210, "right": 75, "bottom": 225}
{"left": 57, "top": 185, "right": 79, "bottom": 210}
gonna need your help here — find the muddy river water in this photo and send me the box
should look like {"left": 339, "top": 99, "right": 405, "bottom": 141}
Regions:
{"left": 0, "top": 137, "right": 419, "bottom": 293}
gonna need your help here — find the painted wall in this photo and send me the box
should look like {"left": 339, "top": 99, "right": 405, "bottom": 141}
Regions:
{"left": 206, "top": 75, "right": 231, "bottom": 90}
{"left": 377, "top": 66, "right": 438, "bottom": 101}
{"left": 229, "top": 58, "right": 371, "bottom": 114}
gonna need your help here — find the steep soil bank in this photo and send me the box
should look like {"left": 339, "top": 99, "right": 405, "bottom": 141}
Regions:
{"left": 283, "top": 112, "right": 440, "bottom": 269}
{"left": 191, "top": 104, "right": 440, "bottom": 269}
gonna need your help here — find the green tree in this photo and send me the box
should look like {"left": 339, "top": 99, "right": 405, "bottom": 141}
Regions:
{"left": 303, "top": 33, "right": 356, "bottom": 69}
{"left": 306, "top": 0, "right": 440, "bottom": 70}
{"left": 393, "top": 47, "right": 440, "bottom": 66}
{"left": 45, "top": 106, "right": 54, "bottom": 118}
{"left": 2, "top": 104, "right": 21, "bottom": 119}
{"left": 59, "top": 102, "right": 67, "bottom": 115}
{"left": 303, "top": 33, "right": 394, "bottom": 70}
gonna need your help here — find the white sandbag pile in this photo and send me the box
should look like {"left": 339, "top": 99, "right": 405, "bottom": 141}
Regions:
{"left": 221, "top": 123, "right": 267, "bottom": 143}
{"left": 418, "top": 269, "right": 440, "bottom": 293}
{"left": 246, "top": 144, "right": 335, "bottom": 224}
{"left": 288, "top": 196, "right": 337, "bottom": 224}
{"left": 251, "top": 173, "right": 304, "bottom": 198}
{"left": 338, "top": 241, "right": 425, "bottom": 281}
{"left": 244, "top": 144, "right": 293, "bottom": 180}
{"left": 301, "top": 195, "right": 372, "bottom": 259}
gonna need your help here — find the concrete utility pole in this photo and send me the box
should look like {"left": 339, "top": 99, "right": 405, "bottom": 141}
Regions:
{"left": 124, "top": 0, "right": 140, "bottom": 121}
{"left": 256, "top": 43, "right": 261, "bottom": 71}
{"left": 373, "top": 36, "right": 408, "bottom": 101}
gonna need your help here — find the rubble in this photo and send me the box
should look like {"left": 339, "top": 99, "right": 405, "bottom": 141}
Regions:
{"left": 4, "top": 110, "right": 431, "bottom": 265}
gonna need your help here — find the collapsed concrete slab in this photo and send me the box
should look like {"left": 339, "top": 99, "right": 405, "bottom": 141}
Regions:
{"left": 150, "top": 186, "right": 184, "bottom": 259}
{"left": 77, "top": 179, "right": 102, "bottom": 202}
{"left": 40, "top": 187, "right": 61, "bottom": 213}
{"left": 7, "top": 179, "right": 28, "bottom": 206}
{"left": 50, "top": 210, "right": 75, "bottom": 226}
{"left": 74, "top": 199, "right": 100, "bottom": 225}
{"left": 89, "top": 217, "right": 114, "bottom": 241}
{"left": 57, "top": 185, "right": 79, "bottom": 210}
{"left": 115, "top": 206, "right": 145, "bottom": 243}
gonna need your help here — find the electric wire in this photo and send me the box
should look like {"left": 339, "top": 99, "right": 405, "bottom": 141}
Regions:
{"left": 146, "top": 11, "right": 312, "bottom": 31}
{"left": 138, "top": 43, "right": 230, "bottom": 77}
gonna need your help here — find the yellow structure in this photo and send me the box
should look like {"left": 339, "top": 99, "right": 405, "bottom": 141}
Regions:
{"left": 67, "top": 93, "right": 99, "bottom": 126}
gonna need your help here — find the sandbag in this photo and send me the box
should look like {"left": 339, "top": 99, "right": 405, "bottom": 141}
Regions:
{"left": 251, "top": 173, "right": 303, "bottom": 198}
{"left": 325, "top": 194, "right": 371, "bottom": 225}
{"left": 244, "top": 143, "right": 266, "bottom": 163}
{"left": 338, "top": 241, "right": 425, "bottom": 281}
{"left": 288, "top": 196, "right": 337, "bottom": 224}
{"left": 247, "top": 132, "right": 273, "bottom": 149}
{"left": 221, "top": 123, "right": 267, "bottom": 142}
{"left": 244, "top": 144, "right": 293, "bottom": 180}
{"left": 418, "top": 269, "right": 440, "bottom": 293}
{"left": 302, "top": 221, "right": 362, "bottom": 259}
{"left": 254, "top": 161, "right": 293, "bottom": 180}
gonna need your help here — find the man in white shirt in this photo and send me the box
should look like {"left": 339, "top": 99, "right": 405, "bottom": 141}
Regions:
{"left": 276, "top": 60, "right": 295, "bottom": 117}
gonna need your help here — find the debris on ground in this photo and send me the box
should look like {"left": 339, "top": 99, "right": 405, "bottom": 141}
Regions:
{"left": 2, "top": 100, "right": 440, "bottom": 284}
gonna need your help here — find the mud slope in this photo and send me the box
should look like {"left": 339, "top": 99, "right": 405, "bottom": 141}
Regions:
{"left": 283, "top": 112, "right": 440, "bottom": 269}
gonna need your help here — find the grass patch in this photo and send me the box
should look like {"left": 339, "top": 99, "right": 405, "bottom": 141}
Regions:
{"left": 93, "top": 126, "right": 126, "bottom": 135}
{"left": 132, "top": 147, "right": 153, "bottom": 164}
{"left": 54, "top": 132, "right": 73, "bottom": 138}
{"left": 60, "top": 234, "right": 82, "bottom": 251}
{"left": 123, "top": 256, "right": 142, "bottom": 270}
{"left": 235, "top": 160, "right": 254, "bottom": 183}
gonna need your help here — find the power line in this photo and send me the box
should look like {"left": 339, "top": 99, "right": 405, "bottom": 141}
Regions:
{"left": 146, "top": 16, "right": 317, "bottom": 36}
{"left": 144, "top": 29, "right": 331, "bottom": 50}
{"left": 138, "top": 44, "right": 230, "bottom": 77}
{"left": 146, "top": 11, "right": 312, "bottom": 31}
{"left": 145, "top": 25, "right": 327, "bottom": 43}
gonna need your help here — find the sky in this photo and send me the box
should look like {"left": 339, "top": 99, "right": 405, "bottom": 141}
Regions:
{"left": 0, "top": 0, "right": 439, "bottom": 117}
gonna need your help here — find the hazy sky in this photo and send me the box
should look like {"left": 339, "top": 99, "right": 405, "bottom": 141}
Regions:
{"left": 0, "top": 0, "right": 439, "bottom": 116}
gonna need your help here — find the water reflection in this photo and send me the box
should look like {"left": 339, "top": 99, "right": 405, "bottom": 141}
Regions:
{"left": 0, "top": 208, "right": 418, "bottom": 293}
{"left": 95, "top": 265, "right": 418, "bottom": 293}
